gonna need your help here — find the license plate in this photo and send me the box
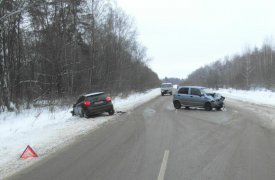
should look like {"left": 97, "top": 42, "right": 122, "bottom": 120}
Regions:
{"left": 94, "top": 101, "right": 103, "bottom": 105}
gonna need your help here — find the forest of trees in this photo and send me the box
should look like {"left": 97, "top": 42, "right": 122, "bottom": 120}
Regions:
{"left": 184, "top": 42, "right": 275, "bottom": 90}
{"left": 162, "top": 77, "right": 184, "bottom": 85}
{"left": 0, "top": 0, "right": 160, "bottom": 112}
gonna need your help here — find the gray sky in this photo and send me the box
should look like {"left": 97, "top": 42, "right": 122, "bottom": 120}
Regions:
{"left": 116, "top": 0, "right": 275, "bottom": 79}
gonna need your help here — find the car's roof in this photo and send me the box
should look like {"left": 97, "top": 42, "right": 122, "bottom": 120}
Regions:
{"left": 83, "top": 92, "right": 104, "bottom": 97}
{"left": 161, "top": 82, "right": 172, "bottom": 84}
{"left": 178, "top": 86, "right": 206, "bottom": 89}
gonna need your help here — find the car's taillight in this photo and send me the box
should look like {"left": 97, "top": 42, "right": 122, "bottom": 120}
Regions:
{"left": 83, "top": 100, "right": 91, "bottom": 106}
{"left": 105, "top": 96, "right": 112, "bottom": 102}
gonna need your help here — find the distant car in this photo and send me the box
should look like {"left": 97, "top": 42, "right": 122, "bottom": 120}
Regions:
{"left": 173, "top": 86, "right": 225, "bottom": 111}
{"left": 71, "top": 92, "right": 115, "bottom": 118}
{"left": 161, "top": 83, "right": 173, "bottom": 96}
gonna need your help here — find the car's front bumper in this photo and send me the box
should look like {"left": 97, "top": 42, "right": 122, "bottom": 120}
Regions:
{"left": 161, "top": 90, "right": 172, "bottom": 94}
{"left": 211, "top": 100, "right": 224, "bottom": 108}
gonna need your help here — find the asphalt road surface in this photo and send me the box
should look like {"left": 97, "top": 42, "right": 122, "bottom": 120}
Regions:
{"left": 7, "top": 96, "right": 275, "bottom": 180}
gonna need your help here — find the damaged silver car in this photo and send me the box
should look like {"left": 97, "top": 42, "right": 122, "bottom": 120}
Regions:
{"left": 173, "top": 86, "right": 225, "bottom": 111}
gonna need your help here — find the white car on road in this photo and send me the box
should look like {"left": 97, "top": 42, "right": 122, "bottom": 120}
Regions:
{"left": 161, "top": 83, "right": 173, "bottom": 96}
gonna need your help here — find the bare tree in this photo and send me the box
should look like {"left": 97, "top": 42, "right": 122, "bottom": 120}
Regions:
{"left": 184, "top": 41, "right": 274, "bottom": 90}
{"left": 0, "top": 0, "right": 160, "bottom": 112}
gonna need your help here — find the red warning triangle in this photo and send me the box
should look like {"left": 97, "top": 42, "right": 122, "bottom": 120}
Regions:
{"left": 20, "top": 145, "right": 38, "bottom": 159}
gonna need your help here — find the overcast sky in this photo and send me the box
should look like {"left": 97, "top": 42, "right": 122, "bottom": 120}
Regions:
{"left": 116, "top": 0, "right": 275, "bottom": 79}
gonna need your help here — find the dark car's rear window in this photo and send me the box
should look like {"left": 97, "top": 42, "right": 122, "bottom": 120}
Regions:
{"left": 86, "top": 94, "right": 106, "bottom": 102}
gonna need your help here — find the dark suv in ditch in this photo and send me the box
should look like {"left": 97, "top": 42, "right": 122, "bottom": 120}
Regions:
{"left": 71, "top": 92, "right": 115, "bottom": 118}
{"left": 173, "top": 86, "right": 225, "bottom": 111}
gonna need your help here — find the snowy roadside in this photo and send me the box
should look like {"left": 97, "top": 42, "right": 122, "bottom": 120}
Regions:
{"left": 0, "top": 88, "right": 160, "bottom": 179}
{"left": 216, "top": 88, "right": 275, "bottom": 129}
{"left": 216, "top": 88, "right": 275, "bottom": 107}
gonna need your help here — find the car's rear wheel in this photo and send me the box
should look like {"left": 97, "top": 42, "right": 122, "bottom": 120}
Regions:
{"left": 170, "top": 92, "right": 172, "bottom": 95}
{"left": 205, "top": 102, "right": 212, "bottom": 111}
{"left": 71, "top": 110, "right": 75, "bottom": 116}
{"left": 108, "top": 108, "right": 115, "bottom": 115}
{"left": 81, "top": 109, "right": 89, "bottom": 118}
{"left": 161, "top": 93, "right": 164, "bottom": 96}
{"left": 173, "top": 101, "right": 181, "bottom": 109}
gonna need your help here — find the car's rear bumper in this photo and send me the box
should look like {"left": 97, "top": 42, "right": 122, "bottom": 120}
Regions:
{"left": 84, "top": 104, "right": 114, "bottom": 116}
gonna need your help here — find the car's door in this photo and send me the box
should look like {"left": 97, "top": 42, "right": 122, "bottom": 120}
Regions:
{"left": 75, "top": 96, "right": 85, "bottom": 115}
{"left": 190, "top": 88, "right": 205, "bottom": 106}
{"left": 176, "top": 87, "right": 190, "bottom": 105}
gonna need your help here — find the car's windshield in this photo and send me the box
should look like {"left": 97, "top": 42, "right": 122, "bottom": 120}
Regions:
{"left": 161, "top": 84, "right": 172, "bottom": 88}
{"left": 201, "top": 88, "right": 214, "bottom": 95}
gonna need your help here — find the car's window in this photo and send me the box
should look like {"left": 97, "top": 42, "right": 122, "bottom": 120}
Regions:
{"left": 191, "top": 88, "right": 201, "bottom": 96}
{"left": 76, "top": 96, "right": 85, "bottom": 104}
{"left": 178, "top": 87, "right": 189, "bottom": 94}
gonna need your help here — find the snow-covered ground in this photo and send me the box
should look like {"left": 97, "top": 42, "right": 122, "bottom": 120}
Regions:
{"left": 217, "top": 88, "right": 275, "bottom": 130}
{"left": 216, "top": 88, "right": 275, "bottom": 107}
{"left": 0, "top": 88, "right": 160, "bottom": 179}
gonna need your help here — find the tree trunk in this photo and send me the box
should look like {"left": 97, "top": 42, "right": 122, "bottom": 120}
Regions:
{"left": 0, "top": 26, "right": 12, "bottom": 111}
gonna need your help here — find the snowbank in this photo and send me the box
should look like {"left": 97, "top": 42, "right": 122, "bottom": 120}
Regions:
{"left": 216, "top": 88, "right": 275, "bottom": 106}
{"left": 0, "top": 88, "right": 160, "bottom": 179}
